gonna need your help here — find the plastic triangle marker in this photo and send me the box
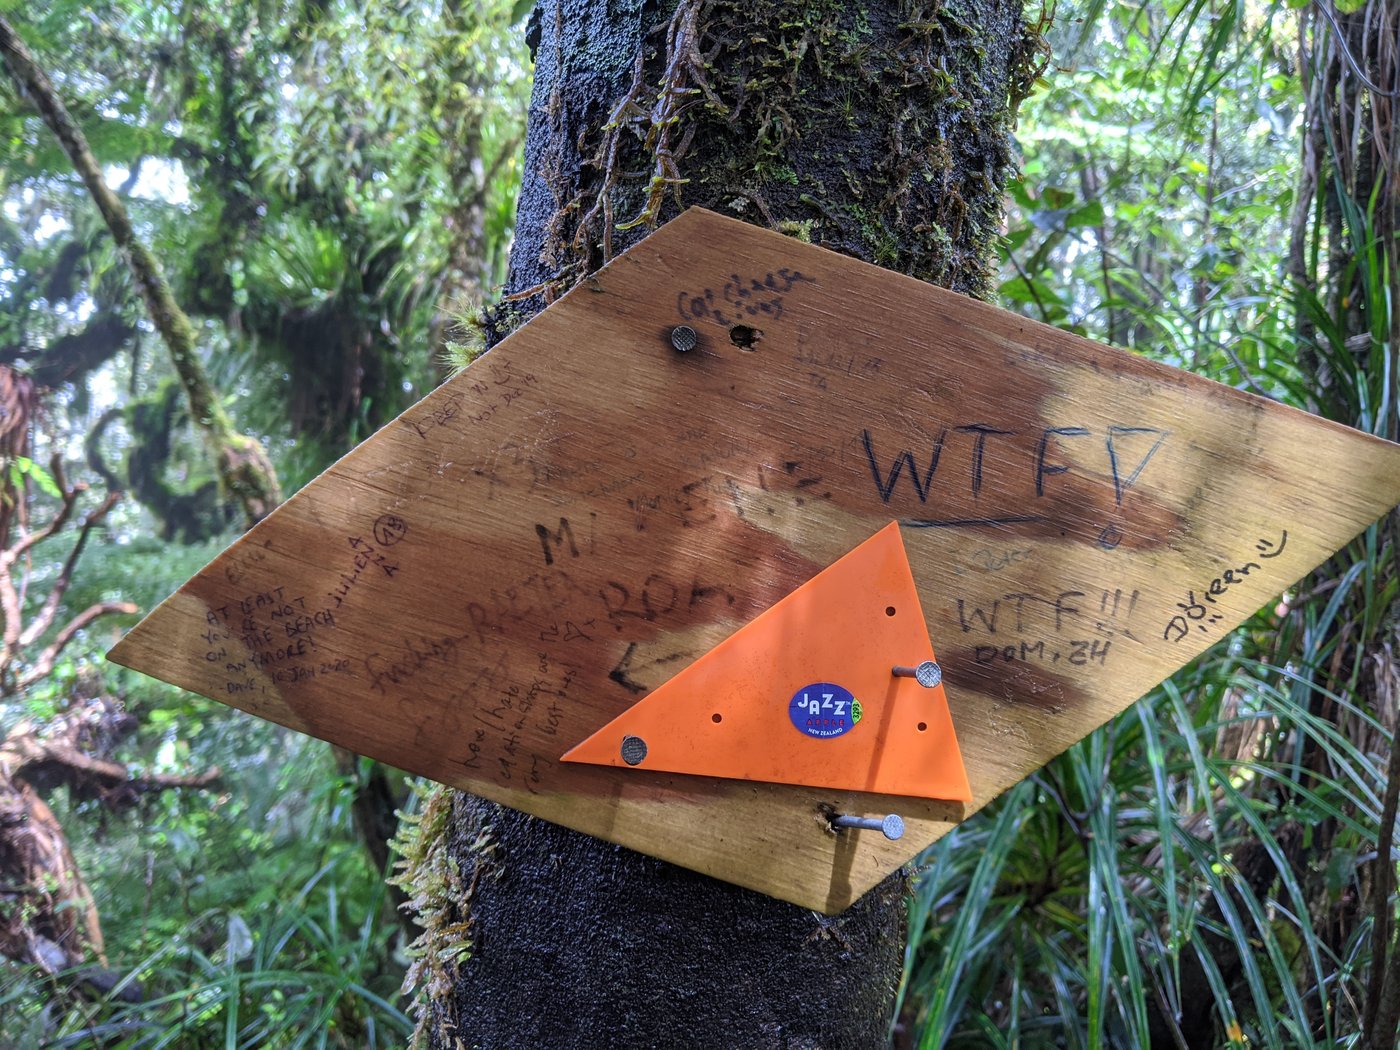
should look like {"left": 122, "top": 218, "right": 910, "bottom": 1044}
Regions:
{"left": 562, "top": 522, "right": 971, "bottom": 800}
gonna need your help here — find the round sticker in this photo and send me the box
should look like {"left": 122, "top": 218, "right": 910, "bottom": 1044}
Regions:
{"left": 788, "top": 682, "right": 862, "bottom": 739}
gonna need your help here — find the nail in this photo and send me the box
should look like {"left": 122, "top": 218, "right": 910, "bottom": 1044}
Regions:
{"left": 892, "top": 660, "right": 942, "bottom": 688}
{"left": 670, "top": 325, "right": 697, "bottom": 352}
{"left": 831, "top": 813, "right": 905, "bottom": 840}
{"left": 620, "top": 735, "right": 648, "bottom": 765}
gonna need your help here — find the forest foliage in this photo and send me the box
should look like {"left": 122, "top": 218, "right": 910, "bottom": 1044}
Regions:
{"left": 0, "top": 0, "right": 1396, "bottom": 1046}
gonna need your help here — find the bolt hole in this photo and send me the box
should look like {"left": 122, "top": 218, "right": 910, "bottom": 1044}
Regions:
{"left": 917, "top": 722, "right": 928, "bottom": 732}
{"left": 885, "top": 606, "right": 896, "bottom": 617}
{"left": 729, "top": 325, "right": 761, "bottom": 350}
{"left": 711, "top": 713, "right": 723, "bottom": 724}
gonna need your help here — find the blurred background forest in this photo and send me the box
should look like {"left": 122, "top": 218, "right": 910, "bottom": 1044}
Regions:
{"left": 0, "top": 0, "right": 1396, "bottom": 1046}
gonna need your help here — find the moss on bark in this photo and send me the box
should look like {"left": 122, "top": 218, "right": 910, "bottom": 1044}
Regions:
{"left": 496, "top": 0, "right": 1032, "bottom": 318}
{"left": 420, "top": 0, "right": 1034, "bottom": 1045}
{"left": 0, "top": 15, "right": 281, "bottom": 527}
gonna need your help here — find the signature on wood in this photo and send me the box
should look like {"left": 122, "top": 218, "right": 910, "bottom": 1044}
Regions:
{"left": 677, "top": 267, "right": 815, "bottom": 327}
{"left": 1163, "top": 531, "right": 1288, "bottom": 642}
{"left": 953, "top": 587, "right": 1142, "bottom": 673}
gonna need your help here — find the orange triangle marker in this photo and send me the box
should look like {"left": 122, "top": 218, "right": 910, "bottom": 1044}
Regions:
{"left": 561, "top": 522, "right": 972, "bottom": 800}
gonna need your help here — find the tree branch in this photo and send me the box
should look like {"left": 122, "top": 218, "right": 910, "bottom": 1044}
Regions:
{"left": 2, "top": 699, "right": 220, "bottom": 800}
{"left": 22, "top": 312, "right": 138, "bottom": 389}
{"left": 19, "top": 489, "right": 121, "bottom": 649}
{"left": 15, "top": 742, "right": 220, "bottom": 796}
{"left": 0, "top": 553, "right": 21, "bottom": 670}
{"left": 0, "top": 456, "right": 82, "bottom": 678}
{"left": 0, "top": 455, "right": 78, "bottom": 568}
{"left": 16, "top": 600, "right": 138, "bottom": 690}
{"left": 0, "top": 14, "right": 281, "bottom": 526}
{"left": 466, "top": 130, "right": 527, "bottom": 213}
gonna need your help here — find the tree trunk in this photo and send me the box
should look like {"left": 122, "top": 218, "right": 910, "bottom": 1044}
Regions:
{"left": 1288, "top": 3, "right": 1399, "bottom": 1047}
{"left": 0, "top": 15, "right": 281, "bottom": 527}
{"left": 413, "top": 1, "right": 1034, "bottom": 1045}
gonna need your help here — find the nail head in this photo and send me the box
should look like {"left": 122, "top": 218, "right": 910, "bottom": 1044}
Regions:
{"left": 621, "top": 735, "right": 648, "bottom": 765}
{"left": 893, "top": 661, "right": 943, "bottom": 688}
{"left": 831, "top": 812, "right": 905, "bottom": 841}
{"left": 670, "top": 325, "right": 697, "bottom": 352}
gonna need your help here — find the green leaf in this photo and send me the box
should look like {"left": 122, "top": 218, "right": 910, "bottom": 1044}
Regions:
{"left": 1066, "top": 199, "right": 1105, "bottom": 229}
{"left": 14, "top": 457, "right": 61, "bottom": 498}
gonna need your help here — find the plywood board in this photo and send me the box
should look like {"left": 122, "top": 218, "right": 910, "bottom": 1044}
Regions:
{"left": 110, "top": 209, "right": 1400, "bottom": 913}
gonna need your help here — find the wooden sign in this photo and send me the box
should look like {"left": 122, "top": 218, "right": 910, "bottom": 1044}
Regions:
{"left": 109, "top": 209, "right": 1400, "bottom": 914}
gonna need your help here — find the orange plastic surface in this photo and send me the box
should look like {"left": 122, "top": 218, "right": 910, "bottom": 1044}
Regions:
{"left": 561, "top": 522, "right": 972, "bottom": 800}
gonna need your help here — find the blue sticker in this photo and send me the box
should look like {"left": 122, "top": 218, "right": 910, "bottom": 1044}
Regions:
{"left": 788, "top": 682, "right": 862, "bottom": 739}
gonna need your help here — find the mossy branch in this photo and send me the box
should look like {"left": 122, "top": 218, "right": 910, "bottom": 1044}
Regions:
{"left": 0, "top": 15, "right": 280, "bottom": 526}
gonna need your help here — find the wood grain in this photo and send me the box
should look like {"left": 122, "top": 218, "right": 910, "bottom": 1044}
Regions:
{"left": 109, "top": 208, "right": 1400, "bottom": 913}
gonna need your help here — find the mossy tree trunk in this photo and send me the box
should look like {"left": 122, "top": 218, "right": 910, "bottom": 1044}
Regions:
{"left": 414, "top": 1, "right": 1037, "bottom": 1045}
{"left": 0, "top": 15, "right": 281, "bottom": 527}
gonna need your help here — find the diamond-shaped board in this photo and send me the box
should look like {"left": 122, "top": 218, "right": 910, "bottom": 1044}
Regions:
{"left": 109, "top": 208, "right": 1400, "bottom": 913}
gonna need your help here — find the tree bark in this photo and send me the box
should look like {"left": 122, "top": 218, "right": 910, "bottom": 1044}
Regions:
{"left": 411, "top": 1, "right": 1034, "bottom": 1046}
{"left": 1287, "top": 3, "right": 1398, "bottom": 1046}
{"left": 0, "top": 15, "right": 281, "bottom": 527}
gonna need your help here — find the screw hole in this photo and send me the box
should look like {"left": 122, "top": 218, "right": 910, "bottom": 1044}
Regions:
{"left": 885, "top": 606, "right": 896, "bottom": 617}
{"left": 917, "top": 722, "right": 928, "bottom": 732}
{"left": 729, "top": 325, "right": 761, "bottom": 349}
{"left": 711, "top": 713, "right": 723, "bottom": 724}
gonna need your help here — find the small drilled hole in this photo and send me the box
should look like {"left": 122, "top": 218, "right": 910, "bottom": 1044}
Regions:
{"left": 711, "top": 713, "right": 723, "bottom": 723}
{"left": 729, "top": 325, "right": 761, "bottom": 349}
{"left": 917, "top": 722, "right": 928, "bottom": 732}
{"left": 885, "top": 606, "right": 896, "bottom": 617}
